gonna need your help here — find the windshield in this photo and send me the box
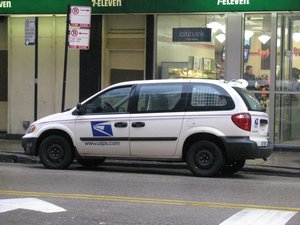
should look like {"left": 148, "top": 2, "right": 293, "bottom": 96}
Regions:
{"left": 233, "top": 87, "right": 264, "bottom": 112}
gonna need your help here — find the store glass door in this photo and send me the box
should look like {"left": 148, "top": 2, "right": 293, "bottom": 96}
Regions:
{"left": 275, "top": 14, "right": 300, "bottom": 145}
{"left": 243, "top": 14, "right": 272, "bottom": 114}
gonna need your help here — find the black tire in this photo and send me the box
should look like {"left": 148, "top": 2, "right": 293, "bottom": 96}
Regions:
{"left": 77, "top": 157, "right": 105, "bottom": 168}
{"left": 39, "top": 135, "right": 74, "bottom": 169}
{"left": 222, "top": 160, "right": 246, "bottom": 175}
{"left": 186, "top": 141, "right": 224, "bottom": 177}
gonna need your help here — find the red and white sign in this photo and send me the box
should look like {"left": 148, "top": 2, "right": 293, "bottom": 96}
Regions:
{"left": 69, "top": 6, "right": 91, "bottom": 28}
{"left": 68, "top": 27, "right": 90, "bottom": 50}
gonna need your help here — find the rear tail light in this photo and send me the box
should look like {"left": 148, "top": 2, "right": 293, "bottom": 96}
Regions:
{"left": 231, "top": 113, "right": 251, "bottom": 131}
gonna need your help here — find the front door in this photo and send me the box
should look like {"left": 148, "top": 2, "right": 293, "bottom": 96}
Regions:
{"left": 130, "top": 83, "right": 186, "bottom": 157}
{"left": 75, "top": 86, "right": 133, "bottom": 156}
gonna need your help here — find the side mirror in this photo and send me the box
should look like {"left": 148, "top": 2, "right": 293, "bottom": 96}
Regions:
{"left": 76, "top": 102, "right": 84, "bottom": 115}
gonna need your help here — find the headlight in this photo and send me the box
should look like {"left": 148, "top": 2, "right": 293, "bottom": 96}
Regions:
{"left": 26, "top": 125, "right": 36, "bottom": 134}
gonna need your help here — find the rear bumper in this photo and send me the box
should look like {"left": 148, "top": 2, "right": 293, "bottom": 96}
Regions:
{"left": 222, "top": 137, "right": 273, "bottom": 160}
{"left": 22, "top": 137, "right": 38, "bottom": 156}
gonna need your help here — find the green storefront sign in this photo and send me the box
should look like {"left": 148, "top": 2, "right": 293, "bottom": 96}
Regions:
{"left": 0, "top": 0, "right": 299, "bottom": 14}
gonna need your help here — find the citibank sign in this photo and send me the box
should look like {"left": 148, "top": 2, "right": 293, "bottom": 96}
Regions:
{"left": 173, "top": 28, "right": 212, "bottom": 42}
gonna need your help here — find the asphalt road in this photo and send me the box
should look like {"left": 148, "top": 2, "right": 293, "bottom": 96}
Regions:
{"left": 0, "top": 162, "right": 299, "bottom": 225}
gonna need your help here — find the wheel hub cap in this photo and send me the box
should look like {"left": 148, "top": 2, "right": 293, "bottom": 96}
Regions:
{"left": 195, "top": 149, "right": 215, "bottom": 169}
{"left": 47, "top": 144, "right": 64, "bottom": 162}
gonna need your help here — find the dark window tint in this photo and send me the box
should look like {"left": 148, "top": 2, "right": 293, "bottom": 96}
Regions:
{"left": 136, "top": 84, "right": 185, "bottom": 113}
{"left": 84, "top": 86, "right": 132, "bottom": 114}
{"left": 233, "top": 87, "right": 264, "bottom": 112}
{"left": 187, "top": 84, "right": 234, "bottom": 111}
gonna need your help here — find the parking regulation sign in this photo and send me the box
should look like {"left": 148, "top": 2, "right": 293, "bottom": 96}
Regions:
{"left": 69, "top": 6, "right": 91, "bottom": 28}
{"left": 25, "top": 18, "right": 35, "bottom": 45}
{"left": 68, "top": 27, "right": 90, "bottom": 50}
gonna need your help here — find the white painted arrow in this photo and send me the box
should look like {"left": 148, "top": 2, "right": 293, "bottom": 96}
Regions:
{"left": 0, "top": 198, "right": 66, "bottom": 213}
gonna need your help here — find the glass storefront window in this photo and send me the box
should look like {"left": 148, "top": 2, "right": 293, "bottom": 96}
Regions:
{"left": 277, "top": 14, "right": 300, "bottom": 92}
{"left": 275, "top": 14, "right": 300, "bottom": 144}
{"left": 275, "top": 93, "right": 300, "bottom": 144}
{"left": 243, "top": 14, "right": 272, "bottom": 114}
{"left": 157, "top": 15, "right": 226, "bottom": 80}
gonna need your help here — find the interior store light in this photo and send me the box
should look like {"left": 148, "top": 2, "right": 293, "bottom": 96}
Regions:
{"left": 258, "top": 35, "right": 271, "bottom": 44}
{"left": 293, "top": 33, "right": 300, "bottom": 42}
{"left": 220, "top": 25, "right": 226, "bottom": 33}
{"left": 245, "top": 30, "right": 254, "bottom": 39}
{"left": 216, "top": 33, "right": 226, "bottom": 43}
{"left": 277, "top": 27, "right": 288, "bottom": 37}
{"left": 207, "top": 22, "right": 222, "bottom": 33}
{"left": 277, "top": 39, "right": 281, "bottom": 47}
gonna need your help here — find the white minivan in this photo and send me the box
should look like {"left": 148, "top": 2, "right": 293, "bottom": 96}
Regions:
{"left": 22, "top": 79, "right": 272, "bottom": 177}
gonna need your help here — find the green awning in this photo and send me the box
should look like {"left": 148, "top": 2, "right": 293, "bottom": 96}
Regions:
{"left": 0, "top": 0, "right": 299, "bottom": 15}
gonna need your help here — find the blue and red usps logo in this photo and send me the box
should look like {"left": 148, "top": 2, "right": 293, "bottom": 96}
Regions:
{"left": 91, "top": 121, "right": 113, "bottom": 137}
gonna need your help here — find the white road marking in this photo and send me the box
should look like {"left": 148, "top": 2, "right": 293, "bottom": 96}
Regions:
{"left": 0, "top": 198, "right": 66, "bottom": 213}
{"left": 220, "top": 208, "right": 297, "bottom": 225}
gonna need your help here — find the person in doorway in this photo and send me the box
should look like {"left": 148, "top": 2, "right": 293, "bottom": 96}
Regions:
{"left": 291, "top": 67, "right": 300, "bottom": 91}
{"left": 216, "top": 64, "right": 224, "bottom": 79}
{"left": 243, "top": 65, "right": 257, "bottom": 90}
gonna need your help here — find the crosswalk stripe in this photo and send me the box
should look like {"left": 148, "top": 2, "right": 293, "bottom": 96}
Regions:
{"left": 0, "top": 198, "right": 66, "bottom": 213}
{"left": 220, "top": 208, "right": 297, "bottom": 225}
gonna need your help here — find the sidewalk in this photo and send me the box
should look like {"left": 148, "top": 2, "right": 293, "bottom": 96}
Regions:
{"left": 0, "top": 139, "right": 38, "bottom": 164}
{"left": 0, "top": 139, "right": 300, "bottom": 176}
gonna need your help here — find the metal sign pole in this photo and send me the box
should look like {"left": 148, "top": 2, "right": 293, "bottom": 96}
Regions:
{"left": 61, "top": 5, "right": 70, "bottom": 112}
{"left": 34, "top": 17, "right": 38, "bottom": 121}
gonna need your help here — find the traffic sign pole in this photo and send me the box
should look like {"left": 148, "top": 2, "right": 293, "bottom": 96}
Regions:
{"left": 34, "top": 17, "right": 38, "bottom": 120}
{"left": 61, "top": 5, "right": 91, "bottom": 111}
{"left": 61, "top": 5, "right": 70, "bottom": 112}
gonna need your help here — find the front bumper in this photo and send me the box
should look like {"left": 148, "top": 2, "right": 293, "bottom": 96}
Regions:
{"left": 223, "top": 137, "right": 273, "bottom": 160}
{"left": 22, "top": 137, "right": 38, "bottom": 156}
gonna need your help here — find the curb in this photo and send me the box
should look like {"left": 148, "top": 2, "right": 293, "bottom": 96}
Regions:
{"left": 242, "top": 165, "right": 300, "bottom": 177}
{"left": 0, "top": 152, "right": 39, "bottom": 164}
{"left": 1, "top": 152, "right": 299, "bottom": 177}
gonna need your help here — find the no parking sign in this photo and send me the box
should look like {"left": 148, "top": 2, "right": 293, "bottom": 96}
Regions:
{"left": 25, "top": 18, "right": 35, "bottom": 45}
{"left": 69, "top": 6, "right": 91, "bottom": 28}
{"left": 68, "top": 27, "right": 90, "bottom": 50}
{"left": 68, "top": 6, "right": 91, "bottom": 50}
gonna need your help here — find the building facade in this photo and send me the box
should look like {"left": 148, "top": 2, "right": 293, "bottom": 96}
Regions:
{"left": 1, "top": 0, "right": 300, "bottom": 149}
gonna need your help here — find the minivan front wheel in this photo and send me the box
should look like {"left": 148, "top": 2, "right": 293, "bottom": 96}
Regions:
{"left": 186, "top": 141, "right": 224, "bottom": 177}
{"left": 39, "top": 135, "right": 74, "bottom": 169}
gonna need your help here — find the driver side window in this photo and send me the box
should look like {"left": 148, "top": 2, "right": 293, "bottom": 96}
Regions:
{"left": 84, "top": 86, "right": 132, "bottom": 114}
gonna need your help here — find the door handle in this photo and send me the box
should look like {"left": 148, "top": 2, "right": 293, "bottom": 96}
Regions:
{"left": 114, "top": 122, "right": 128, "bottom": 128}
{"left": 131, "top": 122, "right": 145, "bottom": 128}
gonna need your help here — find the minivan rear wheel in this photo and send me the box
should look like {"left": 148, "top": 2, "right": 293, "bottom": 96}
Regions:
{"left": 186, "top": 141, "right": 224, "bottom": 177}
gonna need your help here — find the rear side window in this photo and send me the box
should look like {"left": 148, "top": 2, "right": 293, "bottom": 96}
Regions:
{"left": 233, "top": 87, "right": 264, "bottom": 112}
{"left": 187, "top": 84, "right": 235, "bottom": 111}
{"left": 135, "top": 84, "right": 185, "bottom": 113}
